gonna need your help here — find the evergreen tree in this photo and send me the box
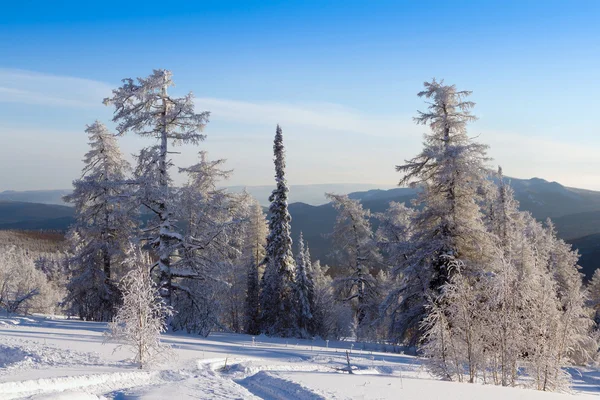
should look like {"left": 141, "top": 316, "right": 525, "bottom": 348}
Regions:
{"left": 392, "top": 79, "right": 493, "bottom": 345}
{"left": 589, "top": 269, "right": 600, "bottom": 325}
{"left": 377, "top": 202, "right": 414, "bottom": 342}
{"left": 259, "top": 125, "right": 297, "bottom": 337}
{"left": 244, "top": 198, "right": 268, "bottom": 335}
{"left": 309, "top": 260, "right": 337, "bottom": 339}
{"left": 64, "top": 121, "right": 136, "bottom": 321}
{"left": 294, "top": 232, "right": 313, "bottom": 337}
{"left": 326, "top": 193, "right": 381, "bottom": 339}
{"left": 171, "top": 151, "right": 245, "bottom": 335}
{"left": 104, "top": 69, "right": 209, "bottom": 305}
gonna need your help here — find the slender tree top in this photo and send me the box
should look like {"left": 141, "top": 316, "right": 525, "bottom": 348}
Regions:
{"left": 414, "top": 78, "right": 477, "bottom": 137}
{"left": 263, "top": 124, "right": 294, "bottom": 273}
{"left": 103, "top": 69, "right": 210, "bottom": 145}
{"left": 272, "top": 124, "right": 287, "bottom": 192}
{"left": 179, "top": 151, "right": 232, "bottom": 193}
{"left": 397, "top": 79, "right": 489, "bottom": 188}
{"left": 79, "top": 121, "right": 128, "bottom": 180}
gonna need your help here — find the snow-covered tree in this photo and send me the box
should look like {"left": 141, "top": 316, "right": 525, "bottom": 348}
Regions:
{"left": 420, "top": 173, "right": 594, "bottom": 390}
{"left": 64, "top": 121, "right": 136, "bottom": 321}
{"left": 170, "top": 151, "right": 245, "bottom": 335}
{"left": 391, "top": 79, "right": 493, "bottom": 345}
{"left": 376, "top": 201, "right": 414, "bottom": 268}
{"left": 589, "top": 269, "right": 600, "bottom": 325}
{"left": 244, "top": 199, "right": 268, "bottom": 335}
{"left": 517, "top": 219, "right": 569, "bottom": 391}
{"left": 293, "top": 232, "right": 313, "bottom": 337}
{"left": 304, "top": 260, "right": 351, "bottom": 339}
{"left": 260, "top": 125, "right": 297, "bottom": 337}
{"left": 377, "top": 202, "right": 416, "bottom": 342}
{"left": 545, "top": 222, "right": 595, "bottom": 367}
{"left": 326, "top": 193, "right": 381, "bottom": 338}
{"left": 106, "top": 246, "right": 173, "bottom": 369}
{"left": 104, "top": 70, "right": 209, "bottom": 305}
{"left": 0, "top": 247, "right": 56, "bottom": 315}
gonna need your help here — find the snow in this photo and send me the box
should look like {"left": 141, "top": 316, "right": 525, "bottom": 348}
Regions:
{"left": 0, "top": 314, "right": 598, "bottom": 400}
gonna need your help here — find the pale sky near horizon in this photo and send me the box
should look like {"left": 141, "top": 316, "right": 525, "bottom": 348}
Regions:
{"left": 1, "top": 1, "right": 599, "bottom": 191}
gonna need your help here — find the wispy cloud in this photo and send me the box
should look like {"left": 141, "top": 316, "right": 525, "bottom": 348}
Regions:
{"left": 0, "top": 69, "right": 112, "bottom": 108}
{"left": 197, "top": 97, "right": 416, "bottom": 138}
{"left": 0, "top": 69, "right": 416, "bottom": 138}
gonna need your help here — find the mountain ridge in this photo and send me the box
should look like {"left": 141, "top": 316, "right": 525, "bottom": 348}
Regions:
{"left": 2, "top": 177, "right": 600, "bottom": 279}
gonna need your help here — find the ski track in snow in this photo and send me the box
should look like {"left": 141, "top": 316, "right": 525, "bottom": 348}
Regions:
{"left": 237, "top": 370, "right": 336, "bottom": 400}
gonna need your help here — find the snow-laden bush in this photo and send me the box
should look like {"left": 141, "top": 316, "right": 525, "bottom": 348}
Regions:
{"left": 106, "top": 247, "right": 173, "bottom": 369}
{"left": 0, "top": 247, "right": 58, "bottom": 314}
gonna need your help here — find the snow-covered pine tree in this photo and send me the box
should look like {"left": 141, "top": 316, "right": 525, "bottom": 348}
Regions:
{"left": 244, "top": 198, "right": 268, "bottom": 335}
{"left": 259, "top": 125, "right": 298, "bottom": 337}
{"left": 544, "top": 221, "right": 595, "bottom": 367}
{"left": 392, "top": 79, "right": 493, "bottom": 345}
{"left": 106, "top": 245, "right": 173, "bottom": 369}
{"left": 376, "top": 201, "right": 414, "bottom": 268}
{"left": 171, "top": 151, "right": 245, "bottom": 335}
{"left": 217, "top": 194, "right": 251, "bottom": 334}
{"left": 294, "top": 232, "right": 313, "bottom": 337}
{"left": 246, "top": 255, "right": 261, "bottom": 335}
{"left": 309, "top": 260, "right": 341, "bottom": 339}
{"left": 326, "top": 193, "right": 382, "bottom": 339}
{"left": 517, "top": 217, "right": 569, "bottom": 391}
{"left": 104, "top": 70, "right": 209, "bottom": 305}
{"left": 589, "top": 269, "right": 600, "bottom": 325}
{"left": 481, "top": 168, "right": 526, "bottom": 386}
{"left": 377, "top": 202, "right": 415, "bottom": 342}
{"left": 64, "top": 121, "right": 136, "bottom": 321}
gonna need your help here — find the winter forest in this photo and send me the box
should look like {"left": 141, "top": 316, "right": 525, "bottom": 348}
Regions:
{"left": 2, "top": 70, "right": 600, "bottom": 397}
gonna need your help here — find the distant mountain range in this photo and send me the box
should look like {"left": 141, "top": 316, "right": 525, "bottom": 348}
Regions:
{"left": 287, "top": 177, "right": 600, "bottom": 281}
{"left": 1, "top": 177, "right": 600, "bottom": 280}
{"left": 0, "top": 184, "right": 396, "bottom": 207}
{"left": 0, "top": 190, "right": 72, "bottom": 206}
{"left": 0, "top": 201, "right": 74, "bottom": 230}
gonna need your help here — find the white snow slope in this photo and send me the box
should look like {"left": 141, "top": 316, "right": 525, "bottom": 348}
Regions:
{"left": 0, "top": 315, "right": 598, "bottom": 400}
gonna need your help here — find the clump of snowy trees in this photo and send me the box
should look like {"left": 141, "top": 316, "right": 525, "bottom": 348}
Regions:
{"left": 62, "top": 71, "right": 334, "bottom": 341}
{"left": 0, "top": 231, "right": 66, "bottom": 315}
{"left": 379, "top": 80, "right": 596, "bottom": 391}
{"left": 56, "top": 70, "right": 597, "bottom": 390}
{"left": 61, "top": 70, "right": 257, "bottom": 338}
{"left": 0, "top": 247, "right": 58, "bottom": 314}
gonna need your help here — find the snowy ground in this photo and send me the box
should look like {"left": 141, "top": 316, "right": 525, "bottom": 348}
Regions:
{"left": 0, "top": 315, "right": 599, "bottom": 400}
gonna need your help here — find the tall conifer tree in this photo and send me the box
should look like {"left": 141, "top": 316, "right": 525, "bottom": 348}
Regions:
{"left": 64, "top": 121, "right": 136, "bottom": 321}
{"left": 259, "top": 125, "right": 297, "bottom": 336}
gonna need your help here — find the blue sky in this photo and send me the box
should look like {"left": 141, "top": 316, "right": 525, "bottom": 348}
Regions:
{"left": 1, "top": 0, "right": 599, "bottom": 190}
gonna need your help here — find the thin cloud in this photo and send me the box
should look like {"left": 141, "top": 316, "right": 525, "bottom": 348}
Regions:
{"left": 0, "top": 69, "right": 415, "bottom": 138}
{"left": 197, "top": 97, "right": 416, "bottom": 138}
{"left": 0, "top": 69, "right": 112, "bottom": 108}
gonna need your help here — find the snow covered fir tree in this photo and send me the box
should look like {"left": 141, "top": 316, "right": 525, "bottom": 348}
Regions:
{"left": 4, "top": 70, "right": 599, "bottom": 394}
{"left": 260, "top": 125, "right": 307, "bottom": 337}
{"left": 63, "top": 121, "right": 137, "bottom": 321}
